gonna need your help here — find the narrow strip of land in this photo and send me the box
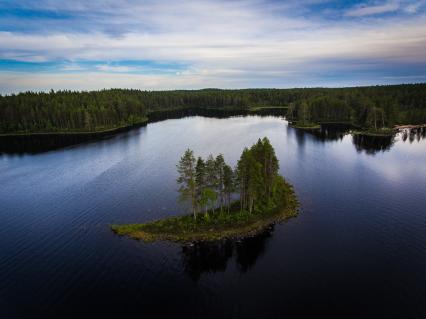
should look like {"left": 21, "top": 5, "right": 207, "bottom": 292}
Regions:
{"left": 111, "top": 182, "right": 298, "bottom": 243}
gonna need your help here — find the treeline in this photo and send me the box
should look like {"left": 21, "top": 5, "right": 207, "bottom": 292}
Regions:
{"left": 0, "top": 89, "right": 249, "bottom": 133}
{"left": 286, "top": 84, "right": 426, "bottom": 128}
{"left": 1, "top": 84, "right": 425, "bottom": 133}
{"left": 0, "top": 90, "right": 148, "bottom": 133}
{"left": 177, "top": 137, "right": 286, "bottom": 219}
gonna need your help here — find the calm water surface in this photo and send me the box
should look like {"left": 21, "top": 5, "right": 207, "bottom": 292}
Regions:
{"left": 1, "top": 115, "right": 426, "bottom": 318}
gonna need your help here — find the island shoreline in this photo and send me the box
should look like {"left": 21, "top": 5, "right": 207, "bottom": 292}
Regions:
{"left": 111, "top": 182, "right": 298, "bottom": 243}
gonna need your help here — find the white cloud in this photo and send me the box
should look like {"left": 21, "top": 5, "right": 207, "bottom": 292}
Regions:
{"left": 345, "top": 1, "right": 400, "bottom": 17}
{"left": 95, "top": 64, "right": 135, "bottom": 72}
{"left": 61, "top": 63, "right": 85, "bottom": 71}
{"left": 404, "top": 2, "right": 423, "bottom": 13}
{"left": 0, "top": 0, "right": 426, "bottom": 92}
{"left": 1, "top": 14, "right": 425, "bottom": 67}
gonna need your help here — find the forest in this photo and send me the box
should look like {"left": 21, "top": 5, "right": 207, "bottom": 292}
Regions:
{"left": 111, "top": 138, "right": 297, "bottom": 242}
{"left": 1, "top": 84, "right": 425, "bottom": 134}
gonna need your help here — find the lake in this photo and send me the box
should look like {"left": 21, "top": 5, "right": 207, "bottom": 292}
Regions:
{"left": 1, "top": 114, "right": 426, "bottom": 318}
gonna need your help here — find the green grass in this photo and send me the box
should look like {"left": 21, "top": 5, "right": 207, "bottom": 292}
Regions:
{"left": 290, "top": 121, "right": 397, "bottom": 136}
{"left": 111, "top": 182, "right": 298, "bottom": 243}
{"left": 249, "top": 106, "right": 289, "bottom": 112}
{"left": 290, "top": 121, "right": 321, "bottom": 130}
{"left": 351, "top": 128, "right": 395, "bottom": 137}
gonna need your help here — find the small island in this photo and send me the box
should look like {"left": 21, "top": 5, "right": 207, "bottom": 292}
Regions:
{"left": 111, "top": 137, "right": 298, "bottom": 242}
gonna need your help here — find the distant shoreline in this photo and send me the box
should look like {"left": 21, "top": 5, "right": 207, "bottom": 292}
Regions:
{"left": 289, "top": 121, "right": 426, "bottom": 137}
{"left": 0, "top": 119, "right": 149, "bottom": 137}
{"left": 0, "top": 107, "right": 283, "bottom": 138}
{"left": 1, "top": 111, "right": 423, "bottom": 141}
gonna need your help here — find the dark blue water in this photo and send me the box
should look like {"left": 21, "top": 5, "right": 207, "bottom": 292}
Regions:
{"left": 1, "top": 115, "right": 425, "bottom": 318}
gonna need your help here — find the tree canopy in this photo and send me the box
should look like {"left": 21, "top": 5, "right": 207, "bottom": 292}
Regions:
{"left": 177, "top": 137, "right": 287, "bottom": 219}
{"left": 1, "top": 84, "right": 425, "bottom": 134}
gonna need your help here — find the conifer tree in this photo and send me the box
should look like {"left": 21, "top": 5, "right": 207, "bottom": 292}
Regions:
{"left": 236, "top": 148, "right": 250, "bottom": 212}
{"left": 195, "top": 156, "right": 206, "bottom": 214}
{"left": 215, "top": 154, "right": 226, "bottom": 212}
{"left": 205, "top": 154, "right": 218, "bottom": 196}
{"left": 177, "top": 149, "right": 197, "bottom": 219}
{"left": 223, "top": 164, "right": 234, "bottom": 213}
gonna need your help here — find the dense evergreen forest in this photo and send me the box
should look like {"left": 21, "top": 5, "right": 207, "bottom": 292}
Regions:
{"left": 1, "top": 84, "right": 425, "bottom": 134}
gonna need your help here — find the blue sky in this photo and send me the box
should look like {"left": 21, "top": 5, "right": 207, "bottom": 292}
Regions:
{"left": 0, "top": 0, "right": 425, "bottom": 93}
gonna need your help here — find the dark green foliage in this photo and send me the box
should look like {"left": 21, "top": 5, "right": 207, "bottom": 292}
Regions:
{"left": 192, "top": 153, "right": 231, "bottom": 217}
{"left": 0, "top": 89, "right": 149, "bottom": 133}
{"left": 205, "top": 154, "right": 218, "bottom": 190}
{"left": 176, "top": 149, "right": 197, "bottom": 219}
{"left": 286, "top": 84, "right": 426, "bottom": 128}
{"left": 0, "top": 88, "right": 249, "bottom": 133}
{"left": 236, "top": 137, "right": 280, "bottom": 213}
{"left": 181, "top": 137, "right": 282, "bottom": 219}
{"left": 223, "top": 164, "right": 234, "bottom": 213}
{"left": 215, "top": 154, "right": 226, "bottom": 212}
{"left": 1, "top": 84, "right": 425, "bottom": 134}
{"left": 195, "top": 157, "right": 210, "bottom": 215}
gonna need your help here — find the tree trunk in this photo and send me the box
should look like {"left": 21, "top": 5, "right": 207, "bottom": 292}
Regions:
{"left": 382, "top": 111, "right": 385, "bottom": 128}
{"left": 374, "top": 108, "right": 377, "bottom": 130}
{"left": 220, "top": 192, "right": 223, "bottom": 213}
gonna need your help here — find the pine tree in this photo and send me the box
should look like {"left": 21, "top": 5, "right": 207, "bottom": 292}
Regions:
{"left": 205, "top": 154, "right": 218, "bottom": 197}
{"left": 215, "top": 154, "right": 226, "bottom": 212}
{"left": 177, "top": 149, "right": 197, "bottom": 219}
{"left": 261, "top": 137, "right": 279, "bottom": 200}
{"left": 236, "top": 138, "right": 279, "bottom": 213}
{"left": 201, "top": 188, "right": 217, "bottom": 216}
{"left": 245, "top": 152, "right": 263, "bottom": 213}
{"left": 236, "top": 148, "right": 250, "bottom": 212}
{"left": 223, "top": 164, "right": 234, "bottom": 213}
{"left": 195, "top": 157, "right": 206, "bottom": 214}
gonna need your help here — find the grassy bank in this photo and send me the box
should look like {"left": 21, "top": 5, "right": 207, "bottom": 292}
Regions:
{"left": 351, "top": 128, "right": 395, "bottom": 137}
{"left": 289, "top": 121, "right": 321, "bottom": 130}
{"left": 289, "top": 120, "right": 399, "bottom": 136}
{"left": 111, "top": 181, "right": 298, "bottom": 243}
{"left": 249, "top": 106, "right": 288, "bottom": 112}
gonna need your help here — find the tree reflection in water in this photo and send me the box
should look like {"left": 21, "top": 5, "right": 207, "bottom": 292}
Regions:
{"left": 401, "top": 127, "right": 426, "bottom": 143}
{"left": 352, "top": 127, "right": 425, "bottom": 154}
{"left": 352, "top": 134, "right": 395, "bottom": 154}
{"left": 288, "top": 123, "right": 424, "bottom": 154}
{"left": 304, "top": 123, "right": 350, "bottom": 142}
{"left": 181, "top": 226, "right": 274, "bottom": 281}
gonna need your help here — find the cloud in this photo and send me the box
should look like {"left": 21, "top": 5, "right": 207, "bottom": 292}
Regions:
{"left": 0, "top": 0, "right": 426, "bottom": 92}
{"left": 404, "top": 2, "right": 423, "bottom": 13}
{"left": 1, "top": 15, "right": 425, "bottom": 65}
{"left": 61, "top": 63, "right": 85, "bottom": 71}
{"left": 95, "top": 64, "right": 135, "bottom": 72}
{"left": 345, "top": 1, "right": 400, "bottom": 17}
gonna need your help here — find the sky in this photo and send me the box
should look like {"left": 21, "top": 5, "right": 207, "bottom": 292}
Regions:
{"left": 0, "top": 0, "right": 425, "bottom": 93}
